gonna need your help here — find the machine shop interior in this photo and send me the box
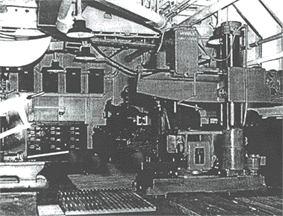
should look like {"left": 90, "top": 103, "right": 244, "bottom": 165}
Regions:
{"left": 0, "top": 0, "right": 282, "bottom": 215}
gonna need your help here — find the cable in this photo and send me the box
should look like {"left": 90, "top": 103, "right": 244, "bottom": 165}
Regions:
{"left": 156, "top": 31, "right": 165, "bottom": 53}
{"left": 94, "top": 47, "right": 138, "bottom": 76}
{"left": 94, "top": 46, "right": 166, "bottom": 77}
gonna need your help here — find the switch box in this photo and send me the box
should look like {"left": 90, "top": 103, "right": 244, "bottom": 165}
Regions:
{"left": 165, "top": 27, "right": 198, "bottom": 76}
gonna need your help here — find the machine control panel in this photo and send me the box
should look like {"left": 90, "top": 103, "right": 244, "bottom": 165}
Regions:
{"left": 27, "top": 122, "right": 87, "bottom": 157}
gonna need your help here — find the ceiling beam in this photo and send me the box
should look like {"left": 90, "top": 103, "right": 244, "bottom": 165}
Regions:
{"left": 179, "top": 0, "right": 239, "bottom": 27}
{"left": 258, "top": 0, "right": 283, "bottom": 28}
{"left": 233, "top": 4, "right": 262, "bottom": 39}
{"left": 94, "top": 0, "right": 169, "bottom": 31}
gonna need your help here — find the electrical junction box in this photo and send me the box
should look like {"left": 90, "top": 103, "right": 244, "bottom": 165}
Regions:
{"left": 165, "top": 27, "right": 198, "bottom": 76}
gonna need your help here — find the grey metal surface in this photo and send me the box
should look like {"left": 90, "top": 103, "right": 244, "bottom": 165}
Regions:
{"left": 146, "top": 175, "right": 266, "bottom": 196}
{"left": 221, "top": 128, "right": 245, "bottom": 171}
{"left": 0, "top": 161, "right": 47, "bottom": 189}
{"left": 169, "top": 191, "right": 283, "bottom": 215}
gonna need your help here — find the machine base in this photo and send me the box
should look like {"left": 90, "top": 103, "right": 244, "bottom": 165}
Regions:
{"left": 146, "top": 175, "right": 266, "bottom": 196}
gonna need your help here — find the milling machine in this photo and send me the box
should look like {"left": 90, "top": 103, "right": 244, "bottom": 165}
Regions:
{"left": 100, "top": 20, "right": 282, "bottom": 196}
{"left": 0, "top": 0, "right": 281, "bottom": 197}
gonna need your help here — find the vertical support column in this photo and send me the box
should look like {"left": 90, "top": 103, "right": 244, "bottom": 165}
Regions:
{"left": 222, "top": 128, "right": 245, "bottom": 175}
{"left": 224, "top": 34, "right": 229, "bottom": 68}
{"left": 240, "top": 103, "right": 244, "bottom": 126}
{"left": 230, "top": 34, "right": 234, "bottom": 67}
{"left": 24, "top": 129, "right": 28, "bottom": 157}
{"left": 0, "top": 70, "right": 2, "bottom": 160}
{"left": 280, "top": 27, "right": 283, "bottom": 70}
{"left": 58, "top": 97, "right": 64, "bottom": 121}
{"left": 0, "top": 116, "right": 2, "bottom": 162}
{"left": 230, "top": 102, "right": 235, "bottom": 127}
{"left": 244, "top": 25, "right": 248, "bottom": 68}
{"left": 58, "top": 73, "right": 65, "bottom": 93}
{"left": 257, "top": 37, "right": 263, "bottom": 67}
{"left": 81, "top": 70, "right": 88, "bottom": 94}
{"left": 34, "top": 67, "right": 42, "bottom": 92}
{"left": 220, "top": 103, "right": 224, "bottom": 126}
{"left": 226, "top": 102, "right": 230, "bottom": 130}
{"left": 87, "top": 124, "right": 93, "bottom": 150}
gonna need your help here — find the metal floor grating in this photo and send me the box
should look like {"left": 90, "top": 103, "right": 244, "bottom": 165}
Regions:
{"left": 58, "top": 189, "right": 156, "bottom": 215}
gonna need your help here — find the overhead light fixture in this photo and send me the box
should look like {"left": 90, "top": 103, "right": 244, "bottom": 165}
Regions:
{"left": 47, "top": 53, "right": 65, "bottom": 73}
{"left": 66, "top": 0, "right": 94, "bottom": 39}
{"left": 47, "top": 61, "right": 66, "bottom": 73}
{"left": 75, "top": 47, "right": 97, "bottom": 61}
{"left": 207, "top": 37, "right": 221, "bottom": 46}
{"left": 74, "top": 42, "right": 106, "bottom": 62}
{"left": 207, "top": 26, "right": 222, "bottom": 46}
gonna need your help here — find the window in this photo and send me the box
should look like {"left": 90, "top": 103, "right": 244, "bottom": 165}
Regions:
{"left": 66, "top": 68, "right": 81, "bottom": 93}
{"left": 42, "top": 68, "right": 58, "bottom": 93}
{"left": 88, "top": 69, "right": 104, "bottom": 94}
{"left": 19, "top": 68, "right": 34, "bottom": 92}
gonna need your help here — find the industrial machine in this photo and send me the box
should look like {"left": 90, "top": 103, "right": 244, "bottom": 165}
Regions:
{"left": 0, "top": 0, "right": 282, "bottom": 199}
{"left": 98, "top": 19, "right": 281, "bottom": 195}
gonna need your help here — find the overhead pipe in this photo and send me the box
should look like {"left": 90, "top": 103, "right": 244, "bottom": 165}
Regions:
{"left": 180, "top": 0, "right": 239, "bottom": 27}
{"left": 233, "top": 4, "right": 262, "bottom": 39}
{"left": 94, "top": 0, "right": 170, "bottom": 32}
{"left": 249, "top": 32, "right": 283, "bottom": 48}
{"left": 248, "top": 51, "right": 283, "bottom": 66}
{"left": 258, "top": 0, "right": 283, "bottom": 28}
